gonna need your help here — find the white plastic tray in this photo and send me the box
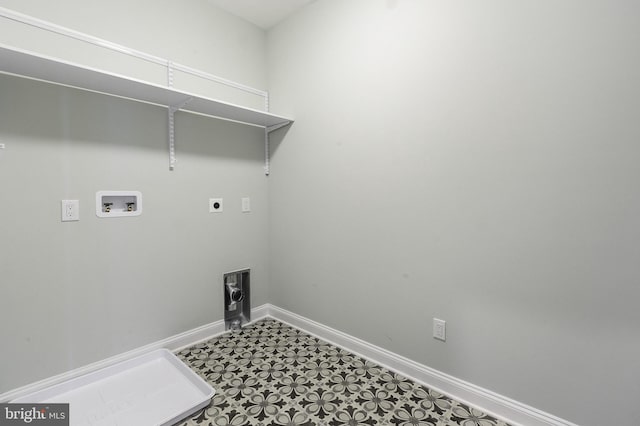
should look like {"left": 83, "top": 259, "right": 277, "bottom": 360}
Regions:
{"left": 13, "top": 349, "right": 215, "bottom": 426}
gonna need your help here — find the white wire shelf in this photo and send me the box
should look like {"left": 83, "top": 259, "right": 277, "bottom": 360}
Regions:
{"left": 0, "top": 44, "right": 293, "bottom": 129}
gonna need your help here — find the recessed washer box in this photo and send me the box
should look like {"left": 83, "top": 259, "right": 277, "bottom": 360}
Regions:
{"left": 96, "top": 191, "right": 142, "bottom": 218}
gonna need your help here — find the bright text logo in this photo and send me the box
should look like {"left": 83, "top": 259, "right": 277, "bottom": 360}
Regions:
{"left": 0, "top": 404, "right": 68, "bottom": 425}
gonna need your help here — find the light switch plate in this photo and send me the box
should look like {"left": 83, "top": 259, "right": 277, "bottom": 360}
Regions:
{"left": 433, "top": 318, "right": 446, "bottom": 341}
{"left": 241, "top": 197, "right": 251, "bottom": 213}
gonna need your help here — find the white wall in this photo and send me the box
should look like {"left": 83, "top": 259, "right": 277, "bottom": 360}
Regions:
{"left": 267, "top": 1, "right": 640, "bottom": 425}
{"left": 0, "top": 0, "right": 269, "bottom": 392}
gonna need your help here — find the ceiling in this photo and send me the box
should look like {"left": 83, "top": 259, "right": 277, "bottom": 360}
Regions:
{"left": 208, "top": 0, "right": 315, "bottom": 30}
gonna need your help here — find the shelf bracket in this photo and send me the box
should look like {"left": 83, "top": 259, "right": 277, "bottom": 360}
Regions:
{"left": 264, "top": 128, "right": 270, "bottom": 176}
{"left": 267, "top": 122, "right": 291, "bottom": 134}
{"left": 263, "top": 122, "right": 291, "bottom": 176}
{"left": 168, "top": 98, "right": 192, "bottom": 171}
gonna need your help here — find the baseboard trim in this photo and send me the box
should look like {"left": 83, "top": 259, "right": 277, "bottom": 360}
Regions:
{"left": 264, "top": 304, "right": 578, "bottom": 426}
{"left": 1, "top": 304, "right": 577, "bottom": 426}
{"left": 0, "top": 306, "right": 271, "bottom": 403}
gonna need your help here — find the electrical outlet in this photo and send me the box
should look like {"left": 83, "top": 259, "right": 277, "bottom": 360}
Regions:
{"left": 433, "top": 318, "right": 446, "bottom": 341}
{"left": 61, "top": 200, "right": 80, "bottom": 222}
{"left": 209, "top": 198, "right": 223, "bottom": 213}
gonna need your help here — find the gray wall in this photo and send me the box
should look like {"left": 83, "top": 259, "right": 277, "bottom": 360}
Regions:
{"left": 266, "top": 1, "right": 640, "bottom": 425}
{"left": 0, "top": 0, "right": 269, "bottom": 392}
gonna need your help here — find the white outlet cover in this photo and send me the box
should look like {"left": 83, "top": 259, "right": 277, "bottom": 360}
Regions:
{"left": 241, "top": 197, "right": 251, "bottom": 213}
{"left": 209, "top": 198, "right": 223, "bottom": 213}
{"left": 61, "top": 200, "right": 80, "bottom": 222}
{"left": 433, "top": 318, "right": 446, "bottom": 341}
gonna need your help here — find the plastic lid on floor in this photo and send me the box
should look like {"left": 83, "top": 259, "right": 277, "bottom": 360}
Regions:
{"left": 12, "top": 349, "right": 215, "bottom": 426}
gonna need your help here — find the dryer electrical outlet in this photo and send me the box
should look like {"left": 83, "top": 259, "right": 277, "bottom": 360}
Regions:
{"left": 209, "top": 198, "right": 223, "bottom": 213}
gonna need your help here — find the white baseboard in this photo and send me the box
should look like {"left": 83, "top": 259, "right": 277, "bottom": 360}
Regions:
{"left": 0, "top": 306, "right": 271, "bottom": 403}
{"left": 250, "top": 304, "right": 270, "bottom": 324}
{"left": 1, "top": 303, "right": 577, "bottom": 426}
{"left": 264, "top": 304, "right": 579, "bottom": 426}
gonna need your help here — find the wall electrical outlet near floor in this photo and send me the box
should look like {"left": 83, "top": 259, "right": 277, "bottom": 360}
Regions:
{"left": 433, "top": 318, "right": 446, "bottom": 341}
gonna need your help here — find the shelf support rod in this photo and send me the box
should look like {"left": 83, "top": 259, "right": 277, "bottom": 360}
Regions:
{"left": 264, "top": 128, "right": 270, "bottom": 176}
{"left": 167, "top": 61, "right": 174, "bottom": 88}
{"left": 168, "top": 106, "right": 178, "bottom": 171}
{"left": 168, "top": 98, "right": 192, "bottom": 171}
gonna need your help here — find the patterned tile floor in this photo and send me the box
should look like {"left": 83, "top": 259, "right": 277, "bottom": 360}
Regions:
{"left": 176, "top": 319, "right": 511, "bottom": 426}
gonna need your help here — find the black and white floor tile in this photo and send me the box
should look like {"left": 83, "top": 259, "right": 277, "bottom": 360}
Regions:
{"left": 176, "top": 319, "right": 511, "bottom": 426}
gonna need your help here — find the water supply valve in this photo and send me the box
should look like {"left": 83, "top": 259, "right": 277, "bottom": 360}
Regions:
{"left": 225, "top": 281, "right": 244, "bottom": 311}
